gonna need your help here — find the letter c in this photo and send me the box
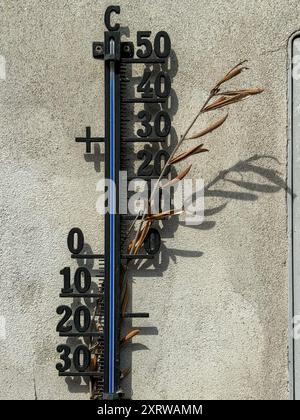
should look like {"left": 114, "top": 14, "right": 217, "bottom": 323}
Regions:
{"left": 105, "top": 6, "right": 120, "bottom": 31}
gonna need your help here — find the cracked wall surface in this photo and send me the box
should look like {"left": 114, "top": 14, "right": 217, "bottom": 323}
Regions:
{"left": 0, "top": 0, "right": 295, "bottom": 399}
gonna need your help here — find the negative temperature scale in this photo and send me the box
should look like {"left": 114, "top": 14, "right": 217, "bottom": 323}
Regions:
{"left": 56, "top": 6, "right": 172, "bottom": 400}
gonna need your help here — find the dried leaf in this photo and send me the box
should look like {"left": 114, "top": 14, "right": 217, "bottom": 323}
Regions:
{"left": 160, "top": 164, "right": 192, "bottom": 189}
{"left": 121, "top": 329, "right": 140, "bottom": 346}
{"left": 215, "top": 61, "right": 248, "bottom": 88}
{"left": 145, "top": 209, "right": 183, "bottom": 221}
{"left": 203, "top": 89, "right": 263, "bottom": 113}
{"left": 170, "top": 144, "right": 209, "bottom": 165}
{"left": 89, "top": 355, "right": 97, "bottom": 371}
{"left": 186, "top": 114, "right": 228, "bottom": 140}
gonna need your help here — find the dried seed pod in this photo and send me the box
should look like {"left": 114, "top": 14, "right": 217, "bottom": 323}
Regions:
{"left": 214, "top": 61, "right": 248, "bottom": 89}
{"left": 216, "top": 88, "right": 264, "bottom": 97}
{"left": 186, "top": 114, "right": 228, "bottom": 140}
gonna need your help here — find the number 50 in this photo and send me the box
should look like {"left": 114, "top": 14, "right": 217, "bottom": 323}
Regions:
{"left": 136, "top": 31, "right": 171, "bottom": 59}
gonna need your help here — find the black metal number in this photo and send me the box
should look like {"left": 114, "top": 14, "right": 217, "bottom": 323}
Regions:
{"left": 138, "top": 150, "right": 170, "bottom": 176}
{"left": 67, "top": 228, "right": 84, "bottom": 255}
{"left": 60, "top": 267, "right": 91, "bottom": 294}
{"left": 56, "top": 345, "right": 71, "bottom": 372}
{"left": 56, "top": 306, "right": 72, "bottom": 333}
{"left": 137, "top": 150, "right": 153, "bottom": 176}
{"left": 137, "top": 69, "right": 153, "bottom": 98}
{"left": 154, "top": 111, "right": 171, "bottom": 137}
{"left": 60, "top": 267, "right": 73, "bottom": 294}
{"left": 57, "top": 305, "right": 91, "bottom": 333}
{"left": 137, "top": 111, "right": 152, "bottom": 137}
{"left": 74, "top": 267, "right": 91, "bottom": 293}
{"left": 144, "top": 228, "right": 161, "bottom": 255}
{"left": 73, "top": 345, "right": 91, "bottom": 372}
{"left": 154, "top": 31, "right": 171, "bottom": 58}
{"left": 154, "top": 150, "right": 170, "bottom": 175}
{"left": 137, "top": 31, "right": 171, "bottom": 59}
{"left": 137, "top": 111, "right": 171, "bottom": 138}
{"left": 136, "top": 31, "right": 152, "bottom": 58}
{"left": 56, "top": 345, "right": 90, "bottom": 373}
{"left": 137, "top": 70, "right": 171, "bottom": 99}
{"left": 155, "top": 72, "right": 171, "bottom": 98}
{"left": 73, "top": 306, "right": 91, "bottom": 333}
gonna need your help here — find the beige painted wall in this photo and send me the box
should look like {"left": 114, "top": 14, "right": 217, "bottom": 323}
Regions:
{"left": 0, "top": 0, "right": 295, "bottom": 399}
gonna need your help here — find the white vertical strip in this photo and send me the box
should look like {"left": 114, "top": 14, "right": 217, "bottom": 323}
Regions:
{"left": 0, "top": 55, "right": 6, "bottom": 80}
{"left": 0, "top": 316, "right": 6, "bottom": 340}
{"left": 289, "top": 33, "right": 300, "bottom": 400}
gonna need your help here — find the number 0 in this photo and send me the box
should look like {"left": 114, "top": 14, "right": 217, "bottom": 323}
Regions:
{"left": 154, "top": 31, "right": 171, "bottom": 58}
{"left": 144, "top": 228, "right": 161, "bottom": 255}
{"left": 67, "top": 228, "right": 84, "bottom": 255}
{"left": 155, "top": 111, "right": 171, "bottom": 137}
{"left": 73, "top": 345, "right": 91, "bottom": 372}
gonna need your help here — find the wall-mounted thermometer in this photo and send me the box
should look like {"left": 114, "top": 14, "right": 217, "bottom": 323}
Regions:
{"left": 56, "top": 5, "right": 172, "bottom": 400}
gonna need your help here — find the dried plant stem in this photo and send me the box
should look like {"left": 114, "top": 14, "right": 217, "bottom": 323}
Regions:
{"left": 121, "top": 210, "right": 141, "bottom": 248}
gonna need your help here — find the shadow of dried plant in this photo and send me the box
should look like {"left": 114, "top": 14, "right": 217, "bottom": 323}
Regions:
{"left": 181, "top": 154, "right": 291, "bottom": 233}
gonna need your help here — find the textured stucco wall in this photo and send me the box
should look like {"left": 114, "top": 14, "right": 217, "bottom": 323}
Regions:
{"left": 0, "top": 0, "right": 295, "bottom": 399}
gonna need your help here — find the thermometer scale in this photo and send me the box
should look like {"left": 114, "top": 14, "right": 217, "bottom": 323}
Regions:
{"left": 56, "top": 5, "right": 172, "bottom": 400}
